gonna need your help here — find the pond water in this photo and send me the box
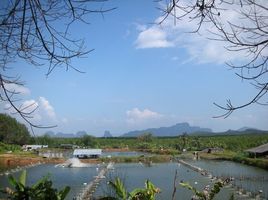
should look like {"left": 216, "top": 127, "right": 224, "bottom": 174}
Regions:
{"left": 188, "top": 159, "right": 268, "bottom": 198}
{"left": 0, "top": 160, "right": 267, "bottom": 200}
{"left": 94, "top": 162, "right": 236, "bottom": 200}
{"left": 0, "top": 163, "right": 100, "bottom": 199}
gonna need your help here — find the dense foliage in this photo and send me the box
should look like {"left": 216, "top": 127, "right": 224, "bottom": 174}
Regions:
{"left": 99, "top": 178, "right": 160, "bottom": 200}
{"left": 95, "top": 134, "right": 268, "bottom": 152}
{"left": 32, "top": 132, "right": 268, "bottom": 153}
{"left": 0, "top": 170, "right": 70, "bottom": 200}
{"left": 0, "top": 142, "right": 21, "bottom": 153}
{"left": 0, "top": 114, "right": 31, "bottom": 145}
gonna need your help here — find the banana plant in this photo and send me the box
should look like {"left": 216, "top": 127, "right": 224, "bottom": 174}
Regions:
{"left": 1, "top": 170, "right": 70, "bottom": 200}
{"left": 129, "top": 180, "right": 160, "bottom": 200}
{"left": 100, "top": 177, "right": 160, "bottom": 200}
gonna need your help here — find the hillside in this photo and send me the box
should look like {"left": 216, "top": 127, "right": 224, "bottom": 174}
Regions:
{"left": 121, "top": 122, "right": 212, "bottom": 137}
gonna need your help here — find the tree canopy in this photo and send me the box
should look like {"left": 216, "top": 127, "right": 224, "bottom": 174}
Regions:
{"left": 0, "top": 113, "right": 31, "bottom": 145}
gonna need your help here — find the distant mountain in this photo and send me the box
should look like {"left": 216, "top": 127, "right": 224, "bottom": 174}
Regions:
{"left": 44, "top": 131, "right": 55, "bottom": 137}
{"left": 55, "top": 132, "right": 75, "bottom": 138}
{"left": 76, "top": 131, "right": 87, "bottom": 137}
{"left": 103, "top": 130, "right": 113, "bottom": 138}
{"left": 237, "top": 127, "right": 259, "bottom": 132}
{"left": 223, "top": 128, "right": 267, "bottom": 135}
{"left": 121, "top": 122, "right": 212, "bottom": 137}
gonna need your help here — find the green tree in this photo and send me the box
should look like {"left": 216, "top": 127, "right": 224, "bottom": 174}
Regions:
{"left": 37, "top": 134, "right": 54, "bottom": 146}
{"left": 181, "top": 132, "right": 188, "bottom": 150}
{"left": 80, "top": 135, "right": 97, "bottom": 148}
{"left": 0, "top": 113, "right": 31, "bottom": 145}
{"left": 138, "top": 133, "right": 153, "bottom": 143}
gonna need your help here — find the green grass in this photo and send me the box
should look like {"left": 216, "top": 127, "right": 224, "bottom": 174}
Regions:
{"left": 200, "top": 151, "right": 268, "bottom": 170}
{"left": 0, "top": 142, "right": 22, "bottom": 153}
{"left": 99, "top": 155, "right": 172, "bottom": 163}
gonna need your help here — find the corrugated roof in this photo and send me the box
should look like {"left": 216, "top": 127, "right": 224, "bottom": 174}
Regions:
{"left": 245, "top": 143, "right": 268, "bottom": 153}
{"left": 73, "top": 149, "right": 102, "bottom": 155}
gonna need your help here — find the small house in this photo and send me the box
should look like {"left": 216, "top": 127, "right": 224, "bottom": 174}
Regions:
{"left": 73, "top": 149, "right": 102, "bottom": 159}
{"left": 245, "top": 143, "right": 268, "bottom": 158}
{"left": 22, "top": 145, "right": 48, "bottom": 151}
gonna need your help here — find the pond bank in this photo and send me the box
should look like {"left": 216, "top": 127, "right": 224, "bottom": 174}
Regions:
{"left": 1, "top": 150, "right": 268, "bottom": 171}
{"left": 199, "top": 152, "right": 268, "bottom": 170}
{"left": 99, "top": 154, "right": 173, "bottom": 163}
{"left": 177, "top": 159, "right": 266, "bottom": 199}
{"left": 0, "top": 153, "right": 65, "bottom": 170}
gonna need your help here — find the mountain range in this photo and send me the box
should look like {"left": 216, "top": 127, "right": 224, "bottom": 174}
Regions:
{"left": 43, "top": 123, "right": 266, "bottom": 138}
{"left": 121, "top": 122, "right": 212, "bottom": 137}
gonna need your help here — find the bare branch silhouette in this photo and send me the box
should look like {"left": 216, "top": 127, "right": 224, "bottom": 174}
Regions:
{"left": 0, "top": 0, "right": 116, "bottom": 129}
{"left": 158, "top": 0, "right": 268, "bottom": 116}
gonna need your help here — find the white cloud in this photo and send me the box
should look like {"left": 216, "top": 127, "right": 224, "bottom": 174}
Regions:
{"left": 134, "top": 2, "right": 256, "bottom": 64}
{"left": 136, "top": 24, "right": 147, "bottom": 32}
{"left": 4, "top": 99, "right": 38, "bottom": 115}
{"left": 39, "top": 97, "right": 56, "bottom": 119}
{"left": 2, "top": 97, "right": 57, "bottom": 124}
{"left": 135, "top": 26, "right": 174, "bottom": 49}
{"left": 3, "top": 83, "right": 30, "bottom": 95}
{"left": 126, "top": 108, "right": 163, "bottom": 124}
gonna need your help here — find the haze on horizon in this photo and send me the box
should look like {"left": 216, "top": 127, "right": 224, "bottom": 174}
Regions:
{"left": 0, "top": 1, "right": 267, "bottom": 137}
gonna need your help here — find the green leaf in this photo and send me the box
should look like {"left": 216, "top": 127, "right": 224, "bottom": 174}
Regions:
{"left": 179, "top": 182, "right": 206, "bottom": 200}
{"left": 32, "top": 176, "right": 48, "bottom": 190}
{"left": 179, "top": 182, "right": 194, "bottom": 191}
{"left": 129, "top": 188, "right": 146, "bottom": 198}
{"left": 19, "top": 170, "right": 26, "bottom": 186}
{"left": 108, "top": 177, "right": 128, "bottom": 200}
{"left": 58, "top": 186, "right": 70, "bottom": 200}
{"left": 8, "top": 175, "right": 18, "bottom": 188}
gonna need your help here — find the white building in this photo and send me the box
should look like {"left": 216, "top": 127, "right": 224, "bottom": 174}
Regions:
{"left": 73, "top": 149, "right": 102, "bottom": 158}
{"left": 22, "top": 145, "right": 48, "bottom": 151}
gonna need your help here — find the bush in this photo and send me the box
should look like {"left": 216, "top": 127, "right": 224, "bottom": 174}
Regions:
{"left": 0, "top": 142, "right": 21, "bottom": 153}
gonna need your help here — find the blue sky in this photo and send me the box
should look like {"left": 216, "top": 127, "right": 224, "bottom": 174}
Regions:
{"left": 1, "top": 1, "right": 268, "bottom": 136}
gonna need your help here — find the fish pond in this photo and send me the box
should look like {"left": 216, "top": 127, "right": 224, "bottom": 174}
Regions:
{"left": 0, "top": 159, "right": 267, "bottom": 200}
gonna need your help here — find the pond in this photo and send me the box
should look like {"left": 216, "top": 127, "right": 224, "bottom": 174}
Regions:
{"left": 0, "top": 160, "right": 267, "bottom": 200}
{"left": 0, "top": 163, "right": 99, "bottom": 199}
{"left": 94, "top": 162, "right": 236, "bottom": 200}
{"left": 187, "top": 159, "right": 268, "bottom": 198}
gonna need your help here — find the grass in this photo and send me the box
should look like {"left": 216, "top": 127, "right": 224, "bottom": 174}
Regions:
{"left": 199, "top": 151, "right": 268, "bottom": 170}
{"left": 99, "top": 155, "right": 173, "bottom": 163}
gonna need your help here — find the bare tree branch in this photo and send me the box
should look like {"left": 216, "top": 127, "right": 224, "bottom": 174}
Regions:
{"left": 0, "top": 0, "right": 116, "bottom": 129}
{"left": 158, "top": 0, "right": 268, "bottom": 116}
